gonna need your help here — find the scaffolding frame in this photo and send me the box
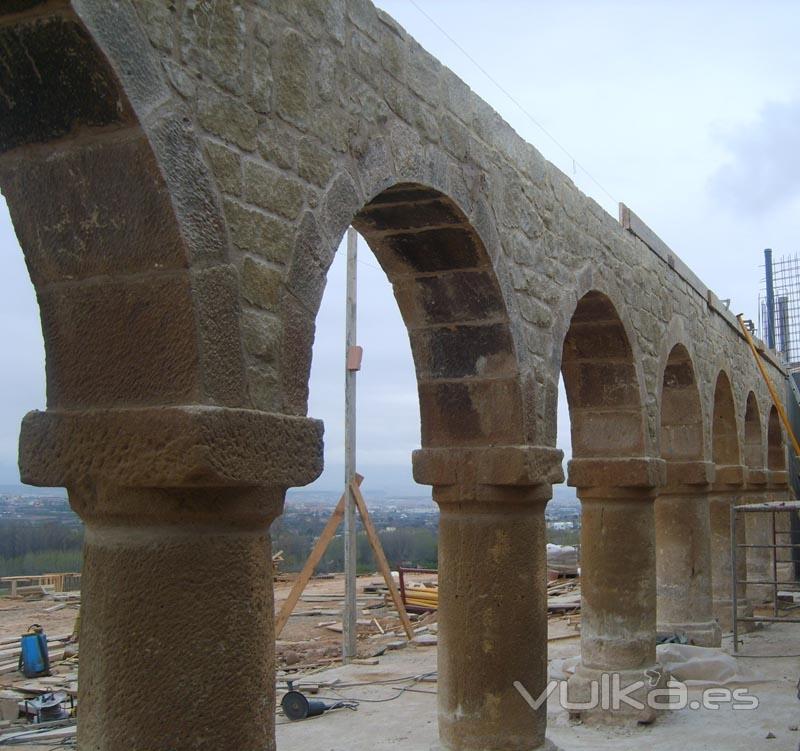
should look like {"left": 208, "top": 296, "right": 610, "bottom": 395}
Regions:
{"left": 731, "top": 500, "right": 800, "bottom": 652}
{"left": 759, "top": 253, "right": 800, "bottom": 369}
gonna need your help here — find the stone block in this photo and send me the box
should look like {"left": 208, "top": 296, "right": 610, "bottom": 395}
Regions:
{"left": 570, "top": 410, "right": 645, "bottom": 457}
{"left": 37, "top": 273, "right": 200, "bottom": 409}
{"left": 273, "top": 28, "right": 314, "bottom": 128}
{"left": 297, "top": 137, "right": 335, "bottom": 188}
{"left": 190, "top": 264, "right": 247, "bottom": 407}
{"left": 371, "top": 226, "right": 482, "bottom": 274}
{"left": 223, "top": 199, "right": 294, "bottom": 264}
{"left": 243, "top": 160, "right": 306, "bottom": 220}
{"left": 181, "top": 0, "right": 245, "bottom": 95}
{"left": 241, "top": 257, "right": 283, "bottom": 311}
{"left": 664, "top": 460, "right": 715, "bottom": 489}
{"left": 250, "top": 40, "right": 273, "bottom": 114}
{"left": 410, "top": 323, "right": 516, "bottom": 380}
{"left": 19, "top": 406, "right": 324, "bottom": 488}
{"left": 203, "top": 140, "right": 242, "bottom": 197}
{"left": 198, "top": 86, "right": 258, "bottom": 151}
{"left": 392, "top": 270, "right": 505, "bottom": 327}
{"left": 0, "top": 15, "right": 133, "bottom": 153}
{"left": 1, "top": 133, "right": 186, "bottom": 286}
{"left": 417, "top": 377, "right": 525, "bottom": 447}
{"left": 241, "top": 309, "right": 281, "bottom": 363}
{"left": 568, "top": 457, "right": 666, "bottom": 490}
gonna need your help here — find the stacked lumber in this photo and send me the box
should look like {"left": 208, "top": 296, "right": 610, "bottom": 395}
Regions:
{"left": 402, "top": 582, "right": 438, "bottom": 611}
{"left": 546, "top": 577, "right": 581, "bottom": 614}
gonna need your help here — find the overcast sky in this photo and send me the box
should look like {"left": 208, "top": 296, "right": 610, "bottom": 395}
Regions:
{"left": 1, "top": 1, "right": 799, "bottom": 495}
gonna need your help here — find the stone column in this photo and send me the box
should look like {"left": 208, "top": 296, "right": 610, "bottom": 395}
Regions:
{"left": 768, "top": 470, "right": 793, "bottom": 582}
{"left": 741, "top": 469, "right": 772, "bottom": 604}
{"left": 19, "top": 407, "right": 323, "bottom": 751}
{"left": 655, "top": 461, "right": 720, "bottom": 647}
{"left": 708, "top": 464, "right": 749, "bottom": 631}
{"left": 414, "top": 446, "right": 563, "bottom": 751}
{"left": 566, "top": 458, "right": 666, "bottom": 726}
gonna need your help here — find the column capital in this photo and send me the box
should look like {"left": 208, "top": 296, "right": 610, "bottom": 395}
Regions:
{"left": 19, "top": 406, "right": 323, "bottom": 489}
{"left": 712, "top": 463, "right": 746, "bottom": 490}
{"left": 412, "top": 445, "right": 564, "bottom": 487}
{"left": 767, "top": 469, "right": 790, "bottom": 489}
{"left": 567, "top": 456, "right": 665, "bottom": 492}
{"left": 662, "top": 460, "right": 715, "bottom": 493}
{"left": 744, "top": 467, "right": 768, "bottom": 488}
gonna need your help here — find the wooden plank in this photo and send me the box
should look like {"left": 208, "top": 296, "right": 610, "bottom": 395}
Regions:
{"left": 274, "top": 475, "right": 364, "bottom": 637}
{"left": 349, "top": 481, "right": 414, "bottom": 640}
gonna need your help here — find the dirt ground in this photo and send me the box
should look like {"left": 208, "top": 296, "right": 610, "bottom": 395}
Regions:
{"left": 5, "top": 574, "right": 793, "bottom": 750}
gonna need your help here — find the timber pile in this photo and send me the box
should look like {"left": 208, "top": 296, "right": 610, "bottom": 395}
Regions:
{"left": 547, "top": 577, "right": 581, "bottom": 614}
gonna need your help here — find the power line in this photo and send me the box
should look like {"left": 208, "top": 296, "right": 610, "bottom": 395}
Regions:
{"left": 407, "top": 0, "right": 618, "bottom": 206}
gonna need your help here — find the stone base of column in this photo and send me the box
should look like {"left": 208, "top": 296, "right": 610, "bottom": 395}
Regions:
{"left": 432, "top": 739, "right": 561, "bottom": 751}
{"left": 565, "top": 663, "right": 669, "bottom": 726}
{"left": 657, "top": 619, "right": 721, "bottom": 647}
{"left": 713, "top": 600, "right": 753, "bottom": 632}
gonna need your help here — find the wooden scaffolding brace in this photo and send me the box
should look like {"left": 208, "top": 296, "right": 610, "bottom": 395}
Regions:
{"left": 274, "top": 472, "right": 414, "bottom": 640}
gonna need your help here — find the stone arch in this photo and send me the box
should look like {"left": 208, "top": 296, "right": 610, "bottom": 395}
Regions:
{"left": 0, "top": 1, "right": 247, "bottom": 414}
{"left": 659, "top": 344, "right": 703, "bottom": 462}
{"left": 284, "top": 181, "right": 531, "bottom": 454}
{"left": 768, "top": 405, "right": 786, "bottom": 471}
{"left": 711, "top": 370, "right": 740, "bottom": 466}
{"left": 743, "top": 391, "right": 764, "bottom": 469}
{"left": 560, "top": 290, "right": 646, "bottom": 459}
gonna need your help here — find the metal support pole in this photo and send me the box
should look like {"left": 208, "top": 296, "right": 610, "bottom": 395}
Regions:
{"left": 773, "top": 510, "right": 779, "bottom": 619}
{"left": 765, "top": 248, "right": 775, "bottom": 350}
{"left": 731, "top": 505, "right": 739, "bottom": 653}
{"left": 343, "top": 228, "right": 358, "bottom": 662}
{"left": 778, "top": 295, "right": 790, "bottom": 359}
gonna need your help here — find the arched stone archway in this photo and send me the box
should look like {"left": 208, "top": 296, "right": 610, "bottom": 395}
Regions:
{"left": 0, "top": 0, "right": 794, "bottom": 746}
{"left": 744, "top": 393, "right": 764, "bottom": 470}
{"left": 709, "top": 371, "right": 748, "bottom": 629}
{"left": 654, "top": 344, "right": 719, "bottom": 646}
{"left": 768, "top": 405, "right": 787, "bottom": 472}
{"left": 0, "top": 6, "right": 323, "bottom": 750}
{"left": 561, "top": 291, "right": 665, "bottom": 724}
{"left": 742, "top": 392, "right": 774, "bottom": 603}
{"left": 301, "top": 182, "right": 563, "bottom": 750}
{"left": 766, "top": 405, "right": 794, "bottom": 584}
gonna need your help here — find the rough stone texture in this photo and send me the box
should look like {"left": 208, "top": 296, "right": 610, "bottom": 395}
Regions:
{"left": 566, "top": 491, "right": 664, "bottom": 726}
{"left": 0, "top": 14, "right": 133, "bottom": 152}
{"left": 19, "top": 407, "right": 324, "bottom": 489}
{"left": 0, "top": 0, "right": 792, "bottom": 749}
{"left": 74, "top": 483, "right": 282, "bottom": 751}
{"left": 436, "top": 493, "right": 551, "bottom": 751}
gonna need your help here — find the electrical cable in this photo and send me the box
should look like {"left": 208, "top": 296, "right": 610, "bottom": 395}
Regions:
{"left": 407, "top": 0, "right": 618, "bottom": 207}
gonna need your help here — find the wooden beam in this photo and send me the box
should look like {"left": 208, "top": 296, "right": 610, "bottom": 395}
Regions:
{"left": 274, "top": 474, "right": 364, "bottom": 638}
{"left": 349, "top": 480, "right": 414, "bottom": 640}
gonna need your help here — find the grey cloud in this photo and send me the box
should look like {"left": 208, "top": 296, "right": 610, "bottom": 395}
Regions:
{"left": 710, "top": 98, "right": 800, "bottom": 213}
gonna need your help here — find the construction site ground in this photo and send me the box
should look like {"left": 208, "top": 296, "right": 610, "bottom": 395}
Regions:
{"left": 0, "top": 574, "right": 798, "bottom": 748}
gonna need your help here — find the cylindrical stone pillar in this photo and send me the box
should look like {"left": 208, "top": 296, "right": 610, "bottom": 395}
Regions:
{"left": 655, "top": 489, "right": 720, "bottom": 647}
{"left": 708, "top": 465, "right": 749, "bottom": 631}
{"left": 18, "top": 406, "right": 324, "bottom": 751}
{"left": 740, "top": 470, "right": 771, "bottom": 604}
{"left": 73, "top": 483, "right": 283, "bottom": 750}
{"left": 567, "top": 487, "right": 665, "bottom": 724}
{"left": 768, "top": 471, "right": 793, "bottom": 582}
{"left": 414, "top": 445, "right": 564, "bottom": 751}
{"left": 434, "top": 484, "right": 556, "bottom": 751}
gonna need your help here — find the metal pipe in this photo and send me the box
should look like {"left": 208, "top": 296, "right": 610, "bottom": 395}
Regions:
{"left": 765, "top": 248, "right": 775, "bottom": 349}
{"left": 773, "top": 510, "right": 779, "bottom": 619}
{"left": 731, "top": 506, "right": 739, "bottom": 653}
{"left": 343, "top": 228, "right": 358, "bottom": 662}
